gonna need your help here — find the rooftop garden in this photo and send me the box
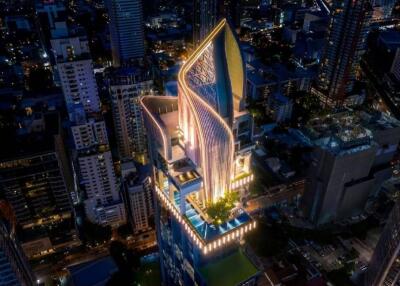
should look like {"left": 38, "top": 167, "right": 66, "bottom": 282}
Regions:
{"left": 206, "top": 192, "right": 239, "bottom": 225}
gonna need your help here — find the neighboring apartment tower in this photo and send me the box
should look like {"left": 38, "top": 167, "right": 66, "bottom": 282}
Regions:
{"left": 51, "top": 27, "right": 125, "bottom": 226}
{"left": 70, "top": 107, "right": 126, "bottom": 227}
{"left": 315, "top": 0, "right": 372, "bottom": 106}
{"left": 365, "top": 200, "right": 400, "bottom": 286}
{"left": 51, "top": 32, "right": 100, "bottom": 114}
{"left": 0, "top": 201, "right": 35, "bottom": 286}
{"left": 141, "top": 20, "right": 258, "bottom": 285}
{"left": 108, "top": 67, "right": 153, "bottom": 162}
{"left": 301, "top": 110, "right": 400, "bottom": 225}
{"left": 121, "top": 161, "right": 154, "bottom": 234}
{"left": 105, "top": 0, "right": 145, "bottom": 66}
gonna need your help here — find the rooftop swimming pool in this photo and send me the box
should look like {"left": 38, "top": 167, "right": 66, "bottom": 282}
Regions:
{"left": 173, "top": 191, "right": 252, "bottom": 242}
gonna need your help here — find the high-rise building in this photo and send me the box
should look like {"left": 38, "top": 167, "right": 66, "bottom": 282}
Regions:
{"left": 0, "top": 113, "right": 79, "bottom": 259}
{"left": 0, "top": 201, "right": 35, "bottom": 286}
{"left": 315, "top": 0, "right": 372, "bottom": 106}
{"left": 0, "top": 139, "right": 73, "bottom": 225}
{"left": 51, "top": 33, "right": 101, "bottom": 115}
{"left": 365, "top": 200, "right": 400, "bottom": 286}
{"left": 301, "top": 110, "right": 400, "bottom": 225}
{"left": 51, "top": 25, "right": 125, "bottom": 226}
{"left": 105, "top": 0, "right": 145, "bottom": 67}
{"left": 121, "top": 161, "right": 154, "bottom": 234}
{"left": 70, "top": 108, "right": 126, "bottom": 227}
{"left": 217, "top": 0, "right": 241, "bottom": 28}
{"left": 194, "top": 0, "right": 241, "bottom": 46}
{"left": 193, "top": 0, "right": 217, "bottom": 46}
{"left": 141, "top": 19, "right": 258, "bottom": 285}
{"left": 108, "top": 67, "right": 153, "bottom": 162}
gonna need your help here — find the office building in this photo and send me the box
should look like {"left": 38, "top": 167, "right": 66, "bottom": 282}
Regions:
{"left": 105, "top": 0, "right": 145, "bottom": 66}
{"left": 109, "top": 67, "right": 153, "bottom": 162}
{"left": 365, "top": 200, "right": 400, "bottom": 286}
{"left": 315, "top": 0, "right": 372, "bottom": 106}
{"left": 0, "top": 201, "right": 35, "bottom": 286}
{"left": 51, "top": 33, "right": 100, "bottom": 115}
{"left": 0, "top": 139, "right": 73, "bottom": 225}
{"left": 141, "top": 20, "right": 258, "bottom": 285}
{"left": 0, "top": 113, "right": 78, "bottom": 258}
{"left": 301, "top": 110, "right": 400, "bottom": 225}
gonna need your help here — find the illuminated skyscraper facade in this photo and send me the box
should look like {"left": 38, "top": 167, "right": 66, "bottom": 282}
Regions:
{"left": 142, "top": 20, "right": 258, "bottom": 286}
{"left": 365, "top": 200, "right": 400, "bottom": 286}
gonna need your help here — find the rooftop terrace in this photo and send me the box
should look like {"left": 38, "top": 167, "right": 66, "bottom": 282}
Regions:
{"left": 303, "top": 111, "right": 375, "bottom": 154}
{"left": 199, "top": 249, "right": 259, "bottom": 286}
{"left": 155, "top": 185, "right": 255, "bottom": 254}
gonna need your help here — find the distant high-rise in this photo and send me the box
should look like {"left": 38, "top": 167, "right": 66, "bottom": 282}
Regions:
{"left": 108, "top": 67, "right": 153, "bottom": 162}
{"left": 51, "top": 33, "right": 101, "bottom": 114}
{"left": 105, "top": 0, "right": 145, "bottom": 67}
{"left": 365, "top": 200, "right": 400, "bottom": 286}
{"left": 217, "top": 0, "right": 241, "bottom": 28}
{"left": 70, "top": 109, "right": 126, "bottom": 227}
{"left": 194, "top": 0, "right": 242, "bottom": 46}
{"left": 193, "top": 0, "right": 217, "bottom": 46}
{"left": 0, "top": 201, "right": 35, "bottom": 286}
{"left": 121, "top": 161, "right": 154, "bottom": 234}
{"left": 315, "top": 0, "right": 372, "bottom": 106}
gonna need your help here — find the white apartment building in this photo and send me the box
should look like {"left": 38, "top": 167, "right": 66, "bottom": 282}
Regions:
{"left": 51, "top": 35, "right": 100, "bottom": 114}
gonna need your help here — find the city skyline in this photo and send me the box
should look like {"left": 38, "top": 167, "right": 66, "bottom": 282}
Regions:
{"left": 1, "top": 0, "right": 400, "bottom": 285}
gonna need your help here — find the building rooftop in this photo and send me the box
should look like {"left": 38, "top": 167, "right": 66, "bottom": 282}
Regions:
{"left": 378, "top": 30, "right": 400, "bottom": 51}
{"left": 67, "top": 256, "right": 117, "bottom": 286}
{"left": 301, "top": 109, "right": 400, "bottom": 155}
{"left": 199, "top": 250, "right": 258, "bottom": 286}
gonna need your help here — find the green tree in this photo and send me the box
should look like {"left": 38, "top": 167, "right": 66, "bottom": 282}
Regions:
{"left": 206, "top": 192, "right": 239, "bottom": 225}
